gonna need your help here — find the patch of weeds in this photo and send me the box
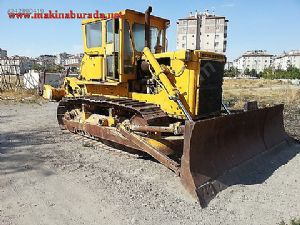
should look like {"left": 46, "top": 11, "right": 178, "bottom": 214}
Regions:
{"left": 279, "top": 218, "right": 300, "bottom": 225}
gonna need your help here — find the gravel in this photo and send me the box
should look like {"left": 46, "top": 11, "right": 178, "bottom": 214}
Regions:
{"left": 0, "top": 102, "right": 299, "bottom": 225}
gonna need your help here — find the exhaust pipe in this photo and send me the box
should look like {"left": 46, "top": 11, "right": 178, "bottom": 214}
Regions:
{"left": 145, "top": 6, "right": 152, "bottom": 48}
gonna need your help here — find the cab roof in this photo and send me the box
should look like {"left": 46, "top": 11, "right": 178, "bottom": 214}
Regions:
{"left": 82, "top": 9, "right": 170, "bottom": 25}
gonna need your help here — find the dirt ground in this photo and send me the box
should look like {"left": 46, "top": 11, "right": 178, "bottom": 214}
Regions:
{"left": 1, "top": 80, "right": 300, "bottom": 225}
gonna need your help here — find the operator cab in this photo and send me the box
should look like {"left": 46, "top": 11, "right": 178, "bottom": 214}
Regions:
{"left": 81, "top": 8, "right": 170, "bottom": 83}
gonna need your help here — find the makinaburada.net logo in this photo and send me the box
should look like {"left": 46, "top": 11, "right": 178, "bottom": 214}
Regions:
{"left": 7, "top": 10, "right": 123, "bottom": 19}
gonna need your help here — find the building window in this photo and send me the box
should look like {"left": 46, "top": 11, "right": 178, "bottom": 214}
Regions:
{"left": 214, "top": 42, "right": 219, "bottom": 47}
{"left": 182, "top": 36, "right": 186, "bottom": 40}
{"left": 182, "top": 44, "right": 185, "bottom": 48}
{"left": 192, "top": 35, "right": 194, "bottom": 37}
{"left": 207, "top": 35, "right": 209, "bottom": 37}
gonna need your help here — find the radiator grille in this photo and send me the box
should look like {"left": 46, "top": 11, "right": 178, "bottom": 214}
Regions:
{"left": 198, "top": 60, "right": 224, "bottom": 116}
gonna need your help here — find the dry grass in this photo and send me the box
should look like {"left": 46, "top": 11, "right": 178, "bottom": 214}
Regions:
{"left": 0, "top": 89, "right": 46, "bottom": 104}
{"left": 223, "top": 79, "right": 300, "bottom": 109}
{"left": 223, "top": 78, "right": 284, "bottom": 90}
{"left": 0, "top": 75, "right": 46, "bottom": 104}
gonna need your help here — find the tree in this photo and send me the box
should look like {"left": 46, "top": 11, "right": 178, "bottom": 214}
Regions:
{"left": 32, "top": 64, "right": 45, "bottom": 71}
{"left": 249, "top": 69, "right": 258, "bottom": 77}
{"left": 261, "top": 66, "right": 300, "bottom": 79}
{"left": 46, "top": 64, "right": 64, "bottom": 73}
{"left": 244, "top": 68, "right": 250, "bottom": 75}
{"left": 224, "top": 67, "right": 239, "bottom": 77}
{"left": 32, "top": 63, "right": 64, "bottom": 73}
{"left": 261, "top": 67, "right": 274, "bottom": 79}
{"left": 286, "top": 66, "right": 300, "bottom": 79}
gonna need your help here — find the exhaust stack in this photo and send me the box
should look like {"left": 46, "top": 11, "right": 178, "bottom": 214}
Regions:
{"left": 145, "top": 6, "right": 152, "bottom": 49}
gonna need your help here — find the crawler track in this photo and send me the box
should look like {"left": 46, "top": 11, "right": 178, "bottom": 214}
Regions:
{"left": 57, "top": 95, "right": 180, "bottom": 174}
{"left": 57, "top": 96, "right": 169, "bottom": 128}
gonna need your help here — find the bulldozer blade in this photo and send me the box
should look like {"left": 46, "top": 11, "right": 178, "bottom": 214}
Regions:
{"left": 180, "top": 104, "right": 290, "bottom": 207}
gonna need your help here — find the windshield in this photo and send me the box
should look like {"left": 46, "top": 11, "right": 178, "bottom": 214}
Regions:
{"left": 132, "top": 23, "right": 161, "bottom": 53}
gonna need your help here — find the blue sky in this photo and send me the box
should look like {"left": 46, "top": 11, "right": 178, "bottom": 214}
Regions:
{"left": 0, "top": 0, "right": 299, "bottom": 61}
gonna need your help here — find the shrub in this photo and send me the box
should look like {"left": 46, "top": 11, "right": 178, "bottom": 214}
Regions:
{"left": 261, "top": 66, "right": 300, "bottom": 79}
{"left": 224, "top": 67, "right": 239, "bottom": 77}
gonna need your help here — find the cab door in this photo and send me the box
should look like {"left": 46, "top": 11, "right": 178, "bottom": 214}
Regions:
{"left": 82, "top": 21, "right": 104, "bottom": 81}
{"left": 105, "top": 19, "right": 119, "bottom": 81}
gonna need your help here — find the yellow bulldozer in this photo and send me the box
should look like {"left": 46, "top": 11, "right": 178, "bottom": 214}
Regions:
{"left": 57, "top": 7, "right": 291, "bottom": 206}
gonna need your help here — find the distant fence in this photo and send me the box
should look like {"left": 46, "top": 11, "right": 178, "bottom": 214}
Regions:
{"left": 0, "top": 65, "right": 66, "bottom": 93}
{"left": 0, "top": 64, "right": 23, "bottom": 91}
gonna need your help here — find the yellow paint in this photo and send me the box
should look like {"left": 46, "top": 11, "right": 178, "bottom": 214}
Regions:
{"left": 81, "top": 104, "right": 90, "bottom": 121}
{"left": 43, "top": 84, "right": 65, "bottom": 101}
{"left": 80, "top": 55, "right": 103, "bottom": 80}
{"left": 42, "top": 84, "right": 54, "bottom": 100}
{"left": 107, "top": 109, "right": 116, "bottom": 127}
{"left": 63, "top": 9, "right": 226, "bottom": 120}
{"left": 143, "top": 137, "right": 174, "bottom": 155}
{"left": 143, "top": 47, "right": 178, "bottom": 98}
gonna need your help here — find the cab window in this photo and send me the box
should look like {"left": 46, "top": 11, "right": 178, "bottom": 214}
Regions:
{"left": 132, "top": 23, "right": 145, "bottom": 52}
{"left": 86, "top": 22, "right": 102, "bottom": 48}
{"left": 132, "top": 23, "right": 162, "bottom": 53}
{"left": 106, "top": 20, "right": 113, "bottom": 43}
{"left": 124, "top": 20, "right": 134, "bottom": 73}
{"left": 124, "top": 20, "right": 133, "bottom": 58}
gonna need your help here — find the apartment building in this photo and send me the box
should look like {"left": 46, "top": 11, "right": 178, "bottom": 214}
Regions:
{"left": 273, "top": 50, "right": 300, "bottom": 70}
{"left": 176, "top": 10, "right": 228, "bottom": 53}
{"left": 233, "top": 50, "right": 273, "bottom": 73}
{"left": 64, "top": 54, "right": 83, "bottom": 65}
{"left": 36, "top": 55, "right": 57, "bottom": 66}
{"left": 55, "top": 52, "right": 72, "bottom": 65}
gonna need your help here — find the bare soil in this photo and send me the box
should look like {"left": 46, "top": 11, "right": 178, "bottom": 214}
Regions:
{"left": 1, "top": 80, "right": 300, "bottom": 225}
